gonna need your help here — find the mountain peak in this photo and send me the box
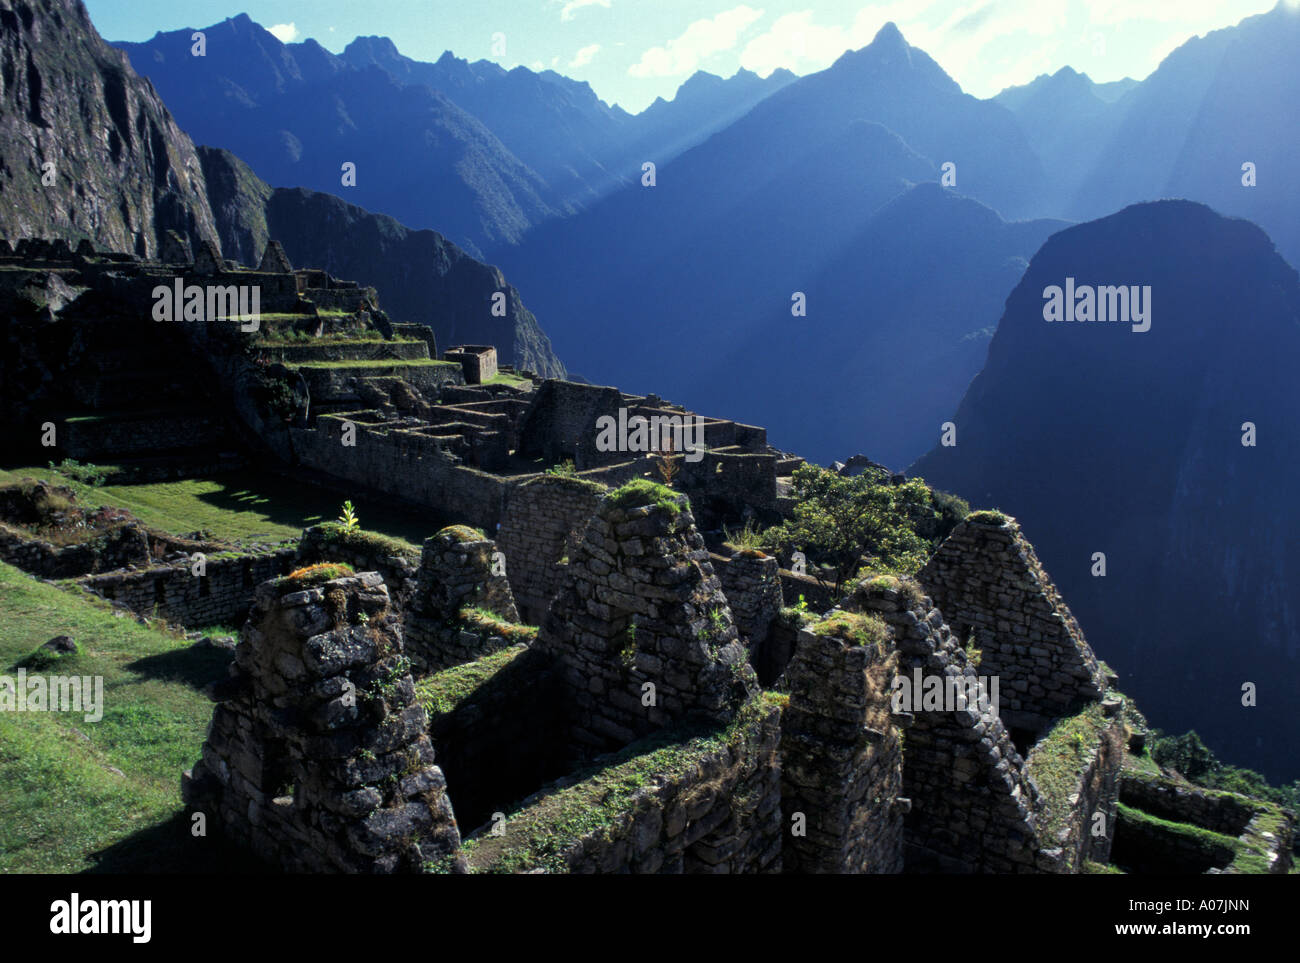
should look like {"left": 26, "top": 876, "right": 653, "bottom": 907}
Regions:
{"left": 872, "top": 21, "right": 908, "bottom": 49}
{"left": 345, "top": 36, "right": 401, "bottom": 59}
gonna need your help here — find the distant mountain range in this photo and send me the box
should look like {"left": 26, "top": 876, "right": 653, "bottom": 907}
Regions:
{"left": 912, "top": 200, "right": 1300, "bottom": 781}
{"left": 997, "top": 1, "right": 1300, "bottom": 267}
{"left": 116, "top": 15, "right": 794, "bottom": 256}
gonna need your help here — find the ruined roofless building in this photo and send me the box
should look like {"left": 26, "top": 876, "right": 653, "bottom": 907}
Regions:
{"left": 184, "top": 476, "right": 1162, "bottom": 872}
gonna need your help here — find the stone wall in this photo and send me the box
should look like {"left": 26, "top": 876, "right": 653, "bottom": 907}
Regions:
{"left": 780, "top": 624, "right": 905, "bottom": 873}
{"left": 1119, "top": 770, "right": 1296, "bottom": 874}
{"left": 391, "top": 323, "right": 438, "bottom": 360}
{"left": 422, "top": 646, "right": 567, "bottom": 832}
{"left": 515, "top": 380, "right": 624, "bottom": 469}
{"left": 404, "top": 527, "right": 521, "bottom": 672}
{"left": 182, "top": 572, "right": 463, "bottom": 873}
{"left": 463, "top": 698, "right": 785, "bottom": 874}
{"left": 497, "top": 475, "right": 608, "bottom": 624}
{"left": 677, "top": 451, "right": 779, "bottom": 520}
{"left": 917, "top": 515, "right": 1106, "bottom": 736}
{"left": 77, "top": 547, "right": 297, "bottom": 627}
{"left": 711, "top": 550, "right": 783, "bottom": 653}
{"left": 298, "top": 361, "right": 463, "bottom": 407}
{"left": 296, "top": 525, "right": 421, "bottom": 611}
{"left": 444, "top": 345, "right": 498, "bottom": 385}
{"left": 534, "top": 487, "right": 759, "bottom": 761}
{"left": 61, "top": 411, "right": 231, "bottom": 459}
{"left": 0, "top": 520, "right": 151, "bottom": 579}
{"left": 846, "top": 578, "right": 1043, "bottom": 873}
{"left": 290, "top": 415, "right": 510, "bottom": 530}
{"left": 1037, "top": 705, "right": 1127, "bottom": 870}
{"left": 777, "top": 569, "right": 837, "bottom": 615}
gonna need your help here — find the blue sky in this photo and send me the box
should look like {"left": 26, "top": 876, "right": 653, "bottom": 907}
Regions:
{"left": 85, "top": 0, "right": 1285, "bottom": 111}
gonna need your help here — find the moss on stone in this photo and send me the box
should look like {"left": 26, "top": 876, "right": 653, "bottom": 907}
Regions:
{"left": 436, "top": 524, "right": 488, "bottom": 543}
{"left": 811, "top": 611, "right": 888, "bottom": 647}
{"left": 606, "top": 479, "right": 686, "bottom": 516}
{"left": 317, "top": 522, "right": 419, "bottom": 560}
{"left": 1116, "top": 802, "right": 1240, "bottom": 864}
{"left": 1081, "top": 859, "right": 1125, "bottom": 874}
{"left": 965, "top": 509, "right": 1011, "bottom": 526}
{"left": 458, "top": 606, "right": 538, "bottom": 645}
{"left": 278, "top": 562, "right": 355, "bottom": 590}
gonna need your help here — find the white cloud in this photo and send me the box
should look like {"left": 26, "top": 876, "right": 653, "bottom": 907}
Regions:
{"left": 561, "top": 0, "right": 611, "bottom": 22}
{"left": 267, "top": 22, "right": 300, "bottom": 43}
{"left": 570, "top": 43, "right": 602, "bottom": 69}
{"left": 629, "top": 5, "right": 765, "bottom": 78}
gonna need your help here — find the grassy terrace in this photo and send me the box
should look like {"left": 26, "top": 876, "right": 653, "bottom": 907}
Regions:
{"left": 0, "top": 467, "right": 434, "bottom": 550}
{"left": 0, "top": 561, "right": 256, "bottom": 872}
{"left": 294, "top": 359, "right": 459, "bottom": 371}
{"left": 483, "top": 372, "right": 531, "bottom": 387}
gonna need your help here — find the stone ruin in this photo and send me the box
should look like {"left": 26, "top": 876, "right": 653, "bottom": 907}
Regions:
{"left": 182, "top": 571, "right": 463, "bottom": 873}
{"left": 258, "top": 239, "right": 293, "bottom": 274}
{"left": 534, "top": 487, "right": 756, "bottom": 758}
{"left": 917, "top": 513, "right": 1107, "bottom": 745}
{"left": 183, "top": 484, "right": 1188, "bottom": 873}
{"left": 2, "top": 236, "right": 1283, "bottom": 873}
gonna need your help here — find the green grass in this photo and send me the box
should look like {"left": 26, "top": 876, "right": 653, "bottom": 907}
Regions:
{"left": 606, "top": 479, "right": 686, "bottom": 516}
{"left": 254, "top": 331, "right": 390, "bottom": 347}
{"left": 460, "top": 698, "right": 776, "bottom": 873}
{"left": 278, "top": 562, "right": 356, "bottom": 589}
{"left": 1115, "top": 803, "right": 1239, "bottom": 868}
{"left": 1023, "top": 700, "right": 1111, "bottom": 845}
{"left": 0, "top": 467, "right": 432, "bottom": 551}
{"left": 810, "top": 611, "right": 888, "bottom": 647}
{"left": 415, "top": 647, "right": 525, "bottom": 718}
{"left": 1082, "top": 859, "right": 1125, "bottom": 874}
{"left": 0, "top": 561, "right": 253, "bottom": 873}
{"left": 294, "top": 359, "right": 459, "bottom": 371}
{"left": 459, "top": 607, "right": 538, "bottom": 646}
{"left": 862, "top": 573, "right": 925, "bottom": 608}
{"left": 1118, "top": 771, "right": 1292, "bottom": 874}
{"left": 312, "top": 522, "right": 421, "bottom": 560}
{"left": 965, "top": 509, "right": 1011, "bottom": 525}
{"left": 483, "top": 372, "right": 531, "bottom": 387}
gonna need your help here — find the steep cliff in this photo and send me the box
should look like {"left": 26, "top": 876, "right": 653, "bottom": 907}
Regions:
{"left": 0, "top": 0, "right": 218, "bottom": 255}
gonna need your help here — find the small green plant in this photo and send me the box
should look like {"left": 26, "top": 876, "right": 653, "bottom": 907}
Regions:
{"left": 723, "top": 518, "right": 767, "bottom": 554}
{"left": 708, "top": 607, "right": 728, "bottom": 639}
{"left": 546, "top": 459, "right": 578, "bottom": 478}
{"left": 618, "top": 619, "right": 638, "bottom": 667}
{"left": 337, "top": 500, "right": 361, "bottom": 532}
{"left": 793, "top": 594, "right": 810, "bottom": 614}
{"left": 48, "top": 458, "right": 108, "bottom": 487}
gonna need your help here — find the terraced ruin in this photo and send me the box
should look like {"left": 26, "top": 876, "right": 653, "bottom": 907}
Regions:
{"left": 0, "top": 237, "right": 1292, "bottom": 874}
